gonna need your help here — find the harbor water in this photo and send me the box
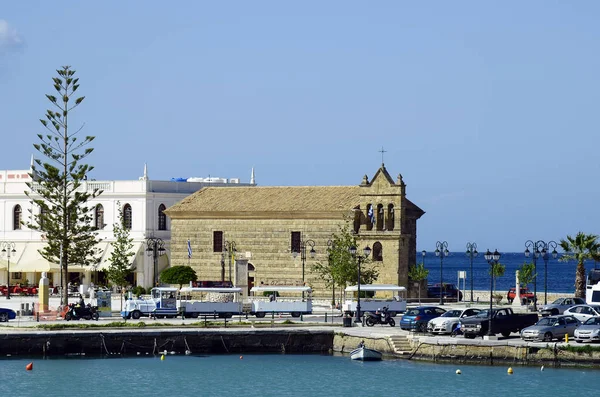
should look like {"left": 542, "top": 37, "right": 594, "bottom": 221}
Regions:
{"left": 423, "top": 252, "right": 596, "bottom": 294}
{"left": 5, "top": 354, "right": 600, "bottom": 396}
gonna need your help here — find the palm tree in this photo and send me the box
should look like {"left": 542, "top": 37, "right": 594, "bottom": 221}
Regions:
{"left": 559, "top": 232, "right": 600, "bottom": 298}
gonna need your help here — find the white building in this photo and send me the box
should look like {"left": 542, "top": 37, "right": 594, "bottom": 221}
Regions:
{"left": 0, "top": 161, "right": 256, "bottom": 291}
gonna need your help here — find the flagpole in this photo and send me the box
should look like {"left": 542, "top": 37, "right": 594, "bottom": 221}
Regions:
{"left": 187, "top": 239, "right": 192, "bottom": 266}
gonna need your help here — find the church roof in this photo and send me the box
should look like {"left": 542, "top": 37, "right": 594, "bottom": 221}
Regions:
{"left": 166, "top": 185, "right": 424, "bottom": 218}
{"left": 166, "top": 186, "right": 361, "bottom": 214}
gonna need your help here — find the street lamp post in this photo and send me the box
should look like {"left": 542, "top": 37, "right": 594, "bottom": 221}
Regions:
{"left": 292, "top": 239, "right": 316, "bottom": 287}
{"left": 435, "top": 241, "right": 449, "bottom": 305}
{"left": 419, "top": 250, "right": 426, "bottom": 304}
{"left": 0, "top": 242, "right": 16, "bottom": 300}
{"left": 484, "top": 249, "right": 501, "bottom": 337}
{"left": 327, "top": 240, "right": 335, "bottom": 307}
{"left": 466, "top": 242, "right": 478, "bottom": 302}
{"left": 525, "top": 240, "right": 557, "bottom": 309}
{"left": 223, "top": 240, "right": 238, "bottom": 283}
{"left": 541, "top": 241, "right": 558, "bottom": 305}
{"left": 145, "top": 237, "right": 166, "bottom": 287}
{"left": 349, "top": 244, "right": 372, "bottom": 324}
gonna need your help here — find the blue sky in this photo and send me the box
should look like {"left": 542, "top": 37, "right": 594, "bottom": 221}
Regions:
{"left": 2, "top": 2, "right": 600, "bottom": 252}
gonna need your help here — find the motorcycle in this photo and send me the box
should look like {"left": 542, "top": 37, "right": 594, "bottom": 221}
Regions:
{"left": 64, "top": 303, "right": 100, "bottom": 321}
{"left": 365, "top": 307, "right": 395, "bottom": 327}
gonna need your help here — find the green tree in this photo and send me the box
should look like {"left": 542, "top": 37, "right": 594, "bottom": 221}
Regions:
{"left": 105, "top": 201, "right": 135, "bottom": 310}
{"left": 560, "top": 232, "right": 600, "bottom": 298}
{"left": 25, "top": 66, "right": 102, "bottom": 306}
{"left": 408, "top": 262, "right": 429, "bottom": 282}
{"left": 489, "top": 262, "right": 506, "bottom": 293}
{"left": 312, "top": 221, "right": 379, "bottom": 302}
{"left": 517, "top": 262, "right": 536, "bottom": 288}
{"left": 408, "top": 263, "right": 429, "bottom": 303}
{"left": 160, "top": 266, "right": 198, "bottom": 289}
{"left": 312, "top": 245, "right": 337, "bottom": 306}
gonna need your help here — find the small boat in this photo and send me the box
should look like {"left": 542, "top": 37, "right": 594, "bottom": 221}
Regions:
{"left": 350, "top": 347, "right": 382, "bottom": 361}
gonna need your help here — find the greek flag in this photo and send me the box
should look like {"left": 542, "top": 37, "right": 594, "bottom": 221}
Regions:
{"left": 368, "top": 205, "right": 375, "bottom": 224}
{"left": 187, "top": 239, "right": 192, "bottom": 259}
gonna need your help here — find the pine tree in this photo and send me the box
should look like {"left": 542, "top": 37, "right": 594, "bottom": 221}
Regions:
{"left": 25, "top": 66, "right": 102, "bottom": 306}
{"left": 105, "top": 201, "right": 135, "bottom": 310}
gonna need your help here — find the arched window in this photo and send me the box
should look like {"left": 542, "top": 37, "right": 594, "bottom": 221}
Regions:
{"left": 95, "top": 204, "right": 104, "bottom": 230}
{"left": 373, "top": 242, "right": 383, "bottom": 261}
{"left": 376, "top": 204, "right": 384, "bottom": 231}
{"left": 39, "top": 205, "right": 47, "bottom": 229}
{"left": 387, "top": 204, "right": 395, "bottom": 231}
{"left": 158, "top": 204, "right": 167, "bottom": 231}
{"left": 353, "top": 207, "right": 361, "bottom": 233}
{"left": 13, "top": 205, "right": 22, "bottom": 230}
{"left": 366, "top": 204, "right": 374, "bottom": 231}
{"left": 123, "top": 203, "right": 132, "bottom": 230}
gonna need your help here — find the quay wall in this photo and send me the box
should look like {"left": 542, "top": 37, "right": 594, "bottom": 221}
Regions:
{"left": 403, "top": 337, "right": 600, "bottom": 368}
{"left": 0, "top": 329, "right": 333, "bottom": 357}
{"left": 3, "top": 327, "right": 600, "bottom": 369}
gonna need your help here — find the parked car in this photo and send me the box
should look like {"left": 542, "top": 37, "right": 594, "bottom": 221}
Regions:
{"left": 427, "top": 308, "right": 481, "bottom": 334}
{"left": 506, "top": 287, "right": 535, "bottom": 304}
{"left": 0, "top": 308, "right": 16, "bottom": 322}
{"left": 400, "top": 306, "right": 446, "bottom": 332}
{"left": 520, "top": 315, "right": 581, "bottom": 342}
{"left": 538, "top": 297, "right": 586, "bottom": 316}
{"left": 427, "top": 283, "right": 463, "bottom": 301}
{"left": 563, "top": 304, "right": 600, "bottom": 323}
{"left": 460, "top": 307, "right": 539, "bottom": 338}
{"left": 574, "top": 317, "right": 600, "bottom": 343}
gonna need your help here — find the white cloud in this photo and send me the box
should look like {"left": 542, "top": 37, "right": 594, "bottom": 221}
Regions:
{"left": 0, "top": 20, "right": 23, "bottom": 51}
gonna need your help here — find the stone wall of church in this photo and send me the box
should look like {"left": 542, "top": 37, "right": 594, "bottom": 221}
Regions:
{"left": 169, "top": 217, "right": 410, "bottom": 300}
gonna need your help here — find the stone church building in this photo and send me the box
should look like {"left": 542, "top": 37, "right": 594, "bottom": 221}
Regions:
{"left": 165, "top": 165, "right": 424, "bottom": 299}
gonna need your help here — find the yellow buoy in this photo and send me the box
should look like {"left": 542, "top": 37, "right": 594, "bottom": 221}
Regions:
{"left": 456, "top": 369, "right": 461, "bottom": 375}
{"left": 160, "top": 355, "right": 165, "bottom": 361}
{"left": 507, "top": 367, "right": 513, "bottom": 374}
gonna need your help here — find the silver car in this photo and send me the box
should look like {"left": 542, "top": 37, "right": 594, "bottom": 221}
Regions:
{"left": 520, "top": 315, "right": 581, "bottom": 342}
{"left": 538, "top": 297, "right": 585, "bottom": 316}
{"left": 574, "top": 317, "right": 600, "bottom": 343}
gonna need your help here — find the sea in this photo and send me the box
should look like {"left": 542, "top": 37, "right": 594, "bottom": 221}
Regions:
{"left": 422, "top": 252, "right": 597, "bottom": 294}
{"left": 5, "top": 354, "right": 600, "bottom": 396}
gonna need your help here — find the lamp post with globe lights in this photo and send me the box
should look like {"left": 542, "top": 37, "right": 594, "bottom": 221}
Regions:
{"left": 349, "top": 244, "right": 372, "bottom": 323}
{"left": 484, "top": 249, "right": 501, "bottom": 337}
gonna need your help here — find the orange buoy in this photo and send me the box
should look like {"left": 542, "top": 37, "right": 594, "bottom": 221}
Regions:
{"left": 26, "top": 362, "right": 33, "bottom": 371}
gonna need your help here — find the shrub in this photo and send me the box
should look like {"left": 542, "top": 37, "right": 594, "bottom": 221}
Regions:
{"left": 132, "top": 286, "right": 146, "bottom": 296}
{"left": 492, "top": 293, "right": 503, "bottom": 304}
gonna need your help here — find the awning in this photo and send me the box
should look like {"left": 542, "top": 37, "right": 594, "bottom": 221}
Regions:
{"left": 94, "top": 241, "right": 143, "bottom": 271}
{"left": 0, "top": 241, "right": 144, "bottom": 273}
{"left": 0, "top": 242, "right": 58, "bottom": 273}
{"left": 0, "top": 242, "right": 28, "bottom": 270}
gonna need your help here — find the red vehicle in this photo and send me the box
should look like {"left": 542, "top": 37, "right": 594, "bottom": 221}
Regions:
{"left": 507, "top": 287, "right": 535, "bottom": 304}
